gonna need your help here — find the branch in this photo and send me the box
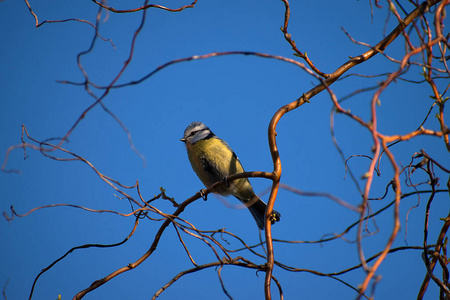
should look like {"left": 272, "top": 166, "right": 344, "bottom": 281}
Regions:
{"left": 264, "top": 0, "right": 444, "bottom": 298}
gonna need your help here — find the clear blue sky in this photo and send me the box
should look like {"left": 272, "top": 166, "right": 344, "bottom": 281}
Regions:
{"left": 1, "top": 0, "right": 449, "bottom": 299}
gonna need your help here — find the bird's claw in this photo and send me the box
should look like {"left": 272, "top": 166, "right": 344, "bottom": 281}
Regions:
{"left": 199, "top": 189, "right": 208, "bottom": 201}
{"left": 269, "top": 211, "right": 281, "bottom": 224}
{"left": 223, "top": 176, "right": 231, "bottom": 188}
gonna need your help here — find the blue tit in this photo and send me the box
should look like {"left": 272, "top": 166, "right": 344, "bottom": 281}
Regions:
{"left": 180, "top": 121, "right": 281, "bottom": 230}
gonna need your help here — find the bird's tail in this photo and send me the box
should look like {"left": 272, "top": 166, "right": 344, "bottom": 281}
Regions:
{"left": 245, "top": 195, "right": 281, "bottom": 230}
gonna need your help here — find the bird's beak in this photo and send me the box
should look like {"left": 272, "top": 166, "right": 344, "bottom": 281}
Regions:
{"left": 180, "top": 137, "right": 186, "bottom": 142}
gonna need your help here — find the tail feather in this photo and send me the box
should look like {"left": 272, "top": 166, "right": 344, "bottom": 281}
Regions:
{"left": 245, "top": 195, "right": 281, "bottom": 230}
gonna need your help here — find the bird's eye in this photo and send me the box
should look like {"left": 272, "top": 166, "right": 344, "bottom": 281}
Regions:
{"left": 189, "top": 131, "right": 197, "bottom": 137}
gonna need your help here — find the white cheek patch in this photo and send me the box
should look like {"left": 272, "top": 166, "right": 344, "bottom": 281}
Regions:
{"left": 191, "top": 129, "right": 211, "bottom": 144}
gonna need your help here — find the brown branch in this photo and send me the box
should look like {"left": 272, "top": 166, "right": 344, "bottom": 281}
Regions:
{"left": 356, "top": 140, "right": 401, "bottom": 298}
{"left": 274, "top": 262, "right": 369, "bottom": 299}
{"left": 90, "top": 0, "right": 198, "bottom": 14}
{"left": 279, "top": 183, "right": 361, "bottom": 212}
{"left": 172, "top": 223, "right": 198, "bottom": 266}
{"left": 264, "top": 2, "right": 444, "bottom": 298}
{"left": 3, "top": 204, "right": 149, "bottom": 222}
{"left": 21, "top": 0, "right": 162, "bottom": 159}
{"left": 217, "top": 265, "right": 233, "bottom": 300}
{"left": 29, "top": 216, "right": 140, "bottom": 299}
{"left": 417, "top": 185, "right": 450, "bottom": 297}
{"left": 73, "top": 193, "right": 202, "bottom": 299}
{"left": 176, "top": 220, "right": 232, "bottom": 263}
{"left": 72, "top": 171, "right": 270, "bottom": 299}
{"left": 9, "top": 126, "right": 143, "bottom": 207}
{"left": 279, "top": 0, "right": 329, "bottom": 78}
{"left": 329, "top": 246, "right": 430, "bottom": 276}
{"left": 151, "top": 257, "right": 264, "bottom": 300}
{"left": 2, "top": 278, "right": 9, "bottom": 300}
{"left": 59, "top": 51, "right": 317, "bottom": 89}
{"left": 23, "top": 0, "right": 38, "bottom": 26}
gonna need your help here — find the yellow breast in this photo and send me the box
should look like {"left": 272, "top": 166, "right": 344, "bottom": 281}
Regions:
{"left": 186, "top": 137, "right": 255, "bottom": 200}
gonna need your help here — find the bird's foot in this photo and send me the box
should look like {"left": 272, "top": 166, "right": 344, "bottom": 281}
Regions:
{"left": 199, "top": 189, "right": 208, "bottom": 201}
{"left": 223, "top": 176, "right": 231, "bottom": 188}
{"left": 269, "top": 211, "right": 281, "bottom": 224}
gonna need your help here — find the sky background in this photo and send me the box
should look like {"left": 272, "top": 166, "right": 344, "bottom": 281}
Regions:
{"left": 1, "top": 0, "right": 449, "bottom": 299}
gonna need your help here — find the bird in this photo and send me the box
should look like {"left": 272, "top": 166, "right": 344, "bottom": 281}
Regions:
{"left": 180, "top": 121, "right": 281, "bottom": 230}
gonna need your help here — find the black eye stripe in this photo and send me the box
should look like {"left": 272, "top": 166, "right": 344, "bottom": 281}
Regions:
{"left": 191, "top": 128, "right": 206, "bottom": 135}
{"left": 189, "top": 131, "right": 197, "bottom": 136}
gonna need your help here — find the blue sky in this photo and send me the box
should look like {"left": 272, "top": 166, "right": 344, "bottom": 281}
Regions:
{"left": 1, "top": 0, "right": 449, "bottom": 299}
